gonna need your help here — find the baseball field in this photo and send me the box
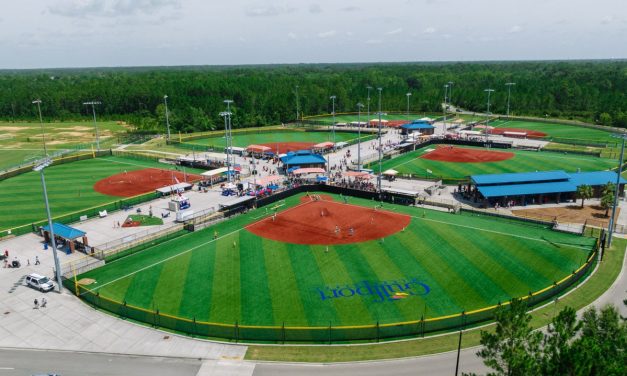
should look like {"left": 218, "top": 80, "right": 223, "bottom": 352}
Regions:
{"left": 183, "top": 130, "right": 368, "bottom": 154}
{"left": 74, "top": 192, "right": 594, "bottom": 337}
{"left": 0, "top": 155, "right": 204, "bottom": 233}
{"left": 488, "top": 119, "right": 616, "bottom": 144}
{"left": 374, "top": 145, "right": 618, "bottom": 180}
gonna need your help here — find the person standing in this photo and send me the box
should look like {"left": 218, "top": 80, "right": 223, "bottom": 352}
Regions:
{"left": 35, "top": 256, "right": 40, "bottom": 265}
{"left": 33, "top": 299, "right": 39, "bottom": 309}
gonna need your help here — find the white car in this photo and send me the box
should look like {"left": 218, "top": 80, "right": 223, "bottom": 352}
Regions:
{"left": 25, "top": 273, "right": 55, "bottom": 292}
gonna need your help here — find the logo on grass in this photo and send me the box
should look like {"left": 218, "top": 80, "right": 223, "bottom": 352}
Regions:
{"left": 316, "top": 278, "right": 430, "bottom": 303}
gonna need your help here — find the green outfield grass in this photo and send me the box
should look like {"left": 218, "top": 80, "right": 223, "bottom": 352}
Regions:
{"left": 78, "top": 192, "right": 593, "bottom": 332}
{"left": 0, "top": 156, "right": 203, "bottom": 232}
{"left": 490, "top": 119, "right": 616, "bottom": 144}
{"left": 184, "top": 130, "right": 362, "bottom": 149}
{"left": 373, "top": 145, "right": 617, "bottom": 180}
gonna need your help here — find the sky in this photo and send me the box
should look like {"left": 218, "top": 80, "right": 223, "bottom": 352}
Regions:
{"left": 0, "top": 0, "right": 625, "bottom": 69}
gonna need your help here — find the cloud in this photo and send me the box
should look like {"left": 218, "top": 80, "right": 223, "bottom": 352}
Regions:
{"left": 385, "top": 28, "right": 403, "bottom": 35}
{"left": 365, "top": 38, "right": 382, "bottom": 45}
{"left": 49, "top": 0, "right": 180, "bottom": 18}
{"left": 341, "top": 6, "right": 360, "bottom": 12}
{"left": 601, "top": 16, "right": 613, "bottom": 25}
{"left": 287, "top": 32, "right": 297, "bottom": 40}
{"left": 317, "top": 30, "right": 336, "bottom": 38}
{"left": 309, "top": 4, "right": 322, "bottom": 14}
{"left": 245, "top": 4, "right": 296, "bottom": 17}
{"left": 423, "top": 27, "right": 436, "bottom": 34}
{"left": 508, "top": 25, "right": 523, "bottom": 34}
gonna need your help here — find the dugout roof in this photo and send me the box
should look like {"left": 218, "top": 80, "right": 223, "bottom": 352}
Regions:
{"left": 401, "top": 122, "right": 435, "bottom": 130}
{"left": 42, "top": 223, "right": 86, "bottom": 240}
{"left": 280, "top": 150, "right": 327, "bottom": 166}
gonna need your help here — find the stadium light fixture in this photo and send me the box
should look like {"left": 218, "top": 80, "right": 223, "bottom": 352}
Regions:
{"left": 330, "top": 95, "right": 337, "bottom": 148}
{"left": 505, "top": 82, "right": 516, "bottom": 118}
{"left": 357, "top": 102, "right": 365, "bottom": 170}
{"left": 221, "top": 100, "right": 234, "bottom": 183}
{"left": 607, "top": 133, "right": 627, "bottom": 247}
{"left": 32, "top": 99, "right": 48, "bottom": 157}
{"left": 406, "top": 92, "right": 412, "bottom": 121}
{"left": 163, "top": 95, "right": 171, "bottom": 141}
{"left": 83, "top": 101, "right": 102, "bottom": 151}
{"left": 377, "top": 87, "right": 383, "bottom": 192}
{"left": 484, "top": 89, "right": 495, "bottom": 142}
{"left": 33, "top": 158, "right": 63, "bottom": 293}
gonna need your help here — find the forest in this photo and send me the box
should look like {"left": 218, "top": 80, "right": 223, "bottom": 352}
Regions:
{"left": 0, "top": 60, "right": 625, "bottom": 133}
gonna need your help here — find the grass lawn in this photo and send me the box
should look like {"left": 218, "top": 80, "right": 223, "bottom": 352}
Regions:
{"left": 78, "top": 193, "right": 594, "bottom": 337}
{"left": 246, "top": 238, "right": 624, "bottom": 362}
{"left": 0, "top": 120, "right": 130, "bottom": 170}
{"left": 184, "top": 130, "right": 362, "bottom": 149}
{"left": 374, "top": 145, "right": 618, "bottom": 180}
{"left": 125, "top": 214, "right": 164, "bottom": 226}
{"left": 0, "top": 156, "right": 204, "bottom": 233}
{"left": 489, "top": 119, "right": 616, "bottom": 144}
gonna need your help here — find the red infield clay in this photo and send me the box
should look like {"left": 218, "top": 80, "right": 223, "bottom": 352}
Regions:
{"left": 94, "top": 168, "right": 204, "bottom": 197}
{"left": 421, "top": 146, "right": 514, "bottom": 163}
{"left": 259, "top": 142, "right": 316, "bottom": 154}
{"left": 489, "top": 128, "right": 547, "bottom": 138}
{"left": 386, "top": 120, "right": 411, "bottom": 128}
{"left": 246, "top": 198, "right": 411, "bottom": 245}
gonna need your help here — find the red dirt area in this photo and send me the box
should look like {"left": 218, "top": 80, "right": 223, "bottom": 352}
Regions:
{"left": 246, "top": 198, "right": 411, "bottom": 245}
{"left": 489, "top": 128, "right": 547, "bottom": 138}
{"left": 121, "top": 221, "right": 140, "bottom": 228}
{"left": 386, "top": 120, "right": 410, "bottom": 128}
{"left": 421, "top": 146, "right": 514, "bottom": 163}
{"left": 94, "top": 168, "right": 204, "bottom": 197}
{"left": 259, "top": 142, "right": 316, "bottom": 154}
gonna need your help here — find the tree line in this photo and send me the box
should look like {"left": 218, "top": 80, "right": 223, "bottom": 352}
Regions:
{"left": 0, "top": 60, "right": 625, "bottom": 133}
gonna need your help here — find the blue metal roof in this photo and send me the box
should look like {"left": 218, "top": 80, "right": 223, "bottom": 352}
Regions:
{"left": 477, "top": 181, "right": 578, "bottom": 198}
{"left": 568, "top": 171, "right": 627, "bottom": 186}
{"left": 401, "top": 122, "right": 435, "bottom": 130}
{"left": 472, "top": 170, "right": 571, "bottom": 186}
{"left": 42, "top": 222, "right": 86, "bottom": 240}
{"left": 280, "top": 151, "right": 326, "bottom": 166}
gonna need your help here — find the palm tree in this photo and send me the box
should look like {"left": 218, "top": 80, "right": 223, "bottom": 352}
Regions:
{"left": 576, "top": 185, "right": 593, "bottom": 208}
{"left": 600, "top": 183, "right": 616, "bottom": 217}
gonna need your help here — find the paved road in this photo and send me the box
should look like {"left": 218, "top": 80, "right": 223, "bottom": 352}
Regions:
{"left": 0, "top": 348, "right": 202, "bottom": 376}
{"left": 253, "top": 347, "right": 488, "bottom": 376}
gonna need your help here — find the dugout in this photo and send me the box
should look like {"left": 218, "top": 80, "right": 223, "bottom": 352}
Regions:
{"left": 40, "top": 223, "right": 89, "bottom": 255}
{"left": 280, "top": 150, "right": 327, "bottom": 171}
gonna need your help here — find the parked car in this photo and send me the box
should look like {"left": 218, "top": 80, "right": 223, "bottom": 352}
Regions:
{"left": 25, "top": 273, "right": 55, "bottom": 292}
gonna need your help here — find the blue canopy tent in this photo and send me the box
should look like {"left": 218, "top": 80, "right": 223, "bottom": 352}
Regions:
{"left": 41, "top": 222, "right": 88, "bottom": 254}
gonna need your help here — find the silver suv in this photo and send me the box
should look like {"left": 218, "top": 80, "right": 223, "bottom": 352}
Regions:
{"left": 25, "top": 273, "right": 55, "bottom": 292}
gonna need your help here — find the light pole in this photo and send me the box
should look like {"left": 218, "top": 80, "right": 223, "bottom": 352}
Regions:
{"left": 366, "top": 86, "right": 372, "bottom": 127}
{"left": 83, "top": 101, "right": 102, "bottom": 151}
{"left": 608, "top": 133, "right": 627, "bottom": 247}
{"left": 505, "top": 82, "right": 516, "bottom": 118}
{"left": 295, "top": 85, "right": 300, "bottom": 126}
{"left": 484, "top": 89, "right": 495, "bottom": 142}
{"left": 34, "top": 158, "right": 63, "bottom": 292}
{"left": 357, "top": 102, "right": 364, "bottom": 170}
{"left": 163, "top": 95, "right": 171, "bottom": 141}
{"left": 447, "top": 81, "right": 454, "bottom": 107}
{"left": 377, "top": 87, "right": 383, "bottom": 192}
{"left": 220, "top": 99, "right": 234, "bottom": 183}
{"left": 406, "top": 92, "right": 412, "bottom": 121}
{"left": 443, "top": 84, "right": 449, "bottom": 133}
{"left": 32, "top": 99, "right": 48, "bottom": 157}
{"left": 327, "top": 95, "right": 337, "bottom": 175}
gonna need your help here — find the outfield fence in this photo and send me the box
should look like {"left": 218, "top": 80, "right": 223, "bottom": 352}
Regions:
{"left": 64, "top": 246, "right": 597, "bottom": 343}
